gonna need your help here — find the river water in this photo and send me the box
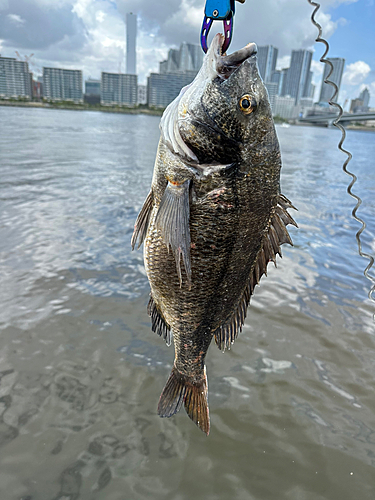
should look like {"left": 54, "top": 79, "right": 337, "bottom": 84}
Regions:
{"left": 0, "top": 106, "right": 374, "bottom": 500}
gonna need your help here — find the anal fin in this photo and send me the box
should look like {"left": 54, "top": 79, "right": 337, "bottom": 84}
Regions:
{"left": 131, "top": 190, "right": 154, "bottom": 250}
{"left": 155, "top": 180, "right": 192, "bottom": 287}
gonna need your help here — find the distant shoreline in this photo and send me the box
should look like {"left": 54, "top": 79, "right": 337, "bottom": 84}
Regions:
{"left": 0, "top": 99, "right": 164, "bottom": 116}
{"left": 1, "top": 100, "right": 374, "bottom": 132}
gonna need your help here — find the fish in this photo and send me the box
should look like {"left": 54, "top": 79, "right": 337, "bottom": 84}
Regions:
{"left": 131, "top": 33, "right": 297, "bottom": 435}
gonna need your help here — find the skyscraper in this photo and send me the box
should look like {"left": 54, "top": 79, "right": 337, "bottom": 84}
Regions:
{"left": 257, "top": 46, "right": 278, "bottom": 82}
{"left": 319, "top": 57, "right": 345, "bottom": 103}
{"left": 126, "top": 12, "right": 137, "bottom": 75}
{"left": 179, "top": 43, "right": 203, "bottom": 72}
{"left": 159, "top": 43, "right": 203, "bottom": 74}
{"left": 359, "top": 87, "right": 370, "bottom": 108}
{"left": 283, "top": 50, "right": 313, "bottom": 104}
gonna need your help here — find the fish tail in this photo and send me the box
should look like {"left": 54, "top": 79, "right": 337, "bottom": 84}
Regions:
{"left": 157, "top": 365, "right": 210, "bottom": 435}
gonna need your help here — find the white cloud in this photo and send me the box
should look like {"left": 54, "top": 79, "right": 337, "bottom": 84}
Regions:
{"left": 311, "top": 60, "right": 324, "bottom": 76}
{"left": 276, "top": 56, "right": 291, "bottom": 71}
{"left": 7, "top": 13, "right": 25, "bottom": 26}
{"left": 0, "top": 0, "right": 369, "bottom": 93}
{"left": 96, "top": 11, "right": 106, "bottom": 23}
{"left": 343, "top": 61, "right": 371, "bottom": 85}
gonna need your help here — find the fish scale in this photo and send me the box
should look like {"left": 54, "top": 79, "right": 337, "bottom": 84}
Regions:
{"left": 132, "top": 34, "right": 297, "bottom": 435}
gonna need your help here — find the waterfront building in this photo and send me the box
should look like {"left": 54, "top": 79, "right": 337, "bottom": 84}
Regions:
{"left": 137, "top": 84, "right": 147, "bottom": 105}
{"left": 0, "top": 56, "right": 33, "bottom": 99}
{"left": 43, "top": 67, "right": 83, "bottom": 102}
{"left": 257, "top": 45, "right": 278, "bottom": 83}
{"left": 282, "top": 50, "right": 312, "bottom": 104}
{"left": 147, "top": 71, "right": 197, "bottom": 108}
{"left": 101, "top": 72, "right": 137, "bottom": 106}
{"left": 126, "top": 12, "right": 137, "bottom": 75}
{"left": 273, "top": 95, "right": 300, "bottom": 119}
{"left": 84, "top": 79, "right": 100, "bottom": 105}
{"left": 85, "top": 78, "right": 100, "bottom": 95}
{"left": 33, "top": 75, "right": 43, "bottom": 100}
{"left": 265, "top": 82, "right": 278, "bottom": 110}
{"left": 350, "top": 87, "right": 371, "bottom": 113}
{"left": 280, "top": 68, "right": 289, "bottom": 97}
{"left": 319, "top": 57, "right": 345, "bottom": 103}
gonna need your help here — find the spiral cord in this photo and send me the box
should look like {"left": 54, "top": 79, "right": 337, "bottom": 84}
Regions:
{"left": 308, "top": 0, "right": 375, "bottom": 310}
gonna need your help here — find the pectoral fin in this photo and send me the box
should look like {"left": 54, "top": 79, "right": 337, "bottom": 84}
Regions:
{"left": 155, "top": 180, "right": 192, "bottom": 287}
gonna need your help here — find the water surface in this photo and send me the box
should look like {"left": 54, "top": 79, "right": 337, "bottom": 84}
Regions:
{"left": 0, "top": 107, "right": 374, "bottom": 500}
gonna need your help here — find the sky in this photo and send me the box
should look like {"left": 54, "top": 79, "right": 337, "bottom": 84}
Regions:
{"left": 0, "top": 0, "right": 374, "bottom": 107}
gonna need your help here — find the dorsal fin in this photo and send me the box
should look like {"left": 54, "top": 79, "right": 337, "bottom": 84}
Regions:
{"left": 148, "top": 295, "right": 172, "bottom": 346}
{"left": 214, "top": 194, "right": 297, "bottom": 351}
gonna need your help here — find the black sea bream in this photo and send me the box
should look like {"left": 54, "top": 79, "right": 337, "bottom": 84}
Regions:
{"left": 132, "top": 34, "right": 297, "bottom": 435}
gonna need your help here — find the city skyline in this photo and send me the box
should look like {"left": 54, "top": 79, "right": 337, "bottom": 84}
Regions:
{"left": 0, "top": 0, "right": 374, "bottom": 108}
{"left": 1, "top": 38, "right": 370, "bottom": 115}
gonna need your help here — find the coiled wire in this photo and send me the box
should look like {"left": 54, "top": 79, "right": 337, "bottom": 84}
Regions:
{"left": 308, "top": 0, "right": 375, "bottom": 311}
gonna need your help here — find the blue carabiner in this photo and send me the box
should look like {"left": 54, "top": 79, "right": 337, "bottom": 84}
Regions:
{"left": 201, "top": 0, "right": 235, "bottom": 53}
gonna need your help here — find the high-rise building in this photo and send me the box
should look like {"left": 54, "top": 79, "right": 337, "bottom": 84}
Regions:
{"left": 179, "top": 43, "right": 203, "bottom": 72}
{"left": 280, "top": 68, "right": 289, "bottom": 96}
{"left": 283, "top": 50, "right": 312, "bottom": 104}
{"left": 350, "top": 87, "right": 371, "bottom": 113}
{"left": 265, "top": 82, "right": 278, "bottom": 109}
{"left": 101, "top": 72, "right": 137, "bottom": 106}
{"left": 159, "top": 43, "right": 203, "bottom": 74}
{"left": 43, "top": 67, "right": 83, "bottom": 102}
{"left": 126, "top": 13, "right": 137, "bottom": 75}
{"left": 147, "top": 71, "right": 197, "bottom": 108}
{"left": 150, "top": 42, "right": 203, "bottom": 108}
{"left": 257, "top": 46, "right": 278, "bottom": 82}
{"left": 319, "top": 57, "right": 345, "bottom": 103}
{"left": 359, "top": 87, "right": 370, "bottom": 108}
{"left": 0, "top": 56, "right": 33, "bottom": 99}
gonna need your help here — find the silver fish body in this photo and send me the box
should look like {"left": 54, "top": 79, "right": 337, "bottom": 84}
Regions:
{"left": 132, "top": 34, "right": 297, "bottom": 434}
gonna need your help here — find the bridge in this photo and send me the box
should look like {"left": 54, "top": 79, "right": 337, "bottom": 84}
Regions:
{"left": 299, "top": 112, "right": 375, "bottom": 125}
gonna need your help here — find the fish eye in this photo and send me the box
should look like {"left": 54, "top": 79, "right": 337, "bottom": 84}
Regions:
{"left": 239, "top": 95, "right": 257, "bottom": 115}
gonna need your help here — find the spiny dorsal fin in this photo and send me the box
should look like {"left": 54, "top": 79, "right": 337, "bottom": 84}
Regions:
{"left": 214, "top": 194, "right": 298, "bottom": 351}
{"left": 148, "top": 295, "right": 172, "bottom": 346}
{"left": 131, "top": 190, "right": 154, "bottom": 250}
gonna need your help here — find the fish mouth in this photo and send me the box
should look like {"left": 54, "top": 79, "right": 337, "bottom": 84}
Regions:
{"left": 212, "top": 33, "right": 257, "bottom": 79}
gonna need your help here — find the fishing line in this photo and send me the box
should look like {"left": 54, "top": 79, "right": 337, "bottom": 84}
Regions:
{"left": 307, "top": 0, "right": 375, "bottom": 313}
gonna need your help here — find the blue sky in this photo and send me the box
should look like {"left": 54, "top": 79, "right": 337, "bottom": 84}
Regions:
{"left": 0, "top": 0, "right": 374, "bottom": 107}
{"left": 313, "top": 0, "right": 375, "bottom": 107}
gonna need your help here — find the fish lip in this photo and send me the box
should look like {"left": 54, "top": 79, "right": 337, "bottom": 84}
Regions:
{"left": 213, "top": 34, "right": 257, "bottom": 79}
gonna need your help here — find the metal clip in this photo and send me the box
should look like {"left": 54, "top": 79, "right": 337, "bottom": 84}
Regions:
{"left": 201, "top": 0, "right": 235, "bottom": 53}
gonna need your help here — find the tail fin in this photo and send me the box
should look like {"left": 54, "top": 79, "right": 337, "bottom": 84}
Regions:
{"left": 157, "top": 365, "right": 210, "bottom": 435}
